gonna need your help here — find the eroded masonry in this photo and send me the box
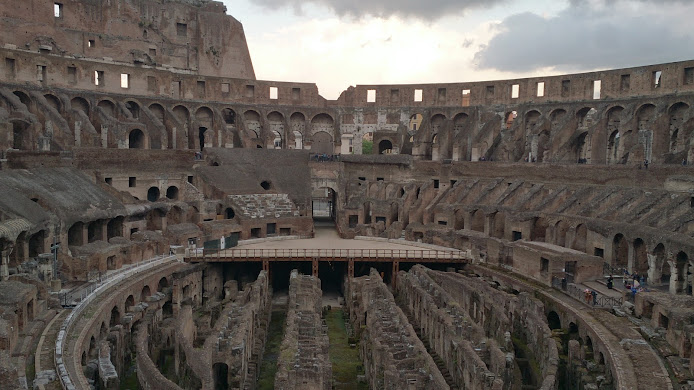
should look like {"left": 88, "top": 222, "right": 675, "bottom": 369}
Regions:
{"left": 0, "top": 1, "right": 693, "bottom": 389}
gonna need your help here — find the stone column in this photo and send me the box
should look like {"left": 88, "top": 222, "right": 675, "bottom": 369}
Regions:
{"left": 668, "top": 260, "right": 678, "bottom": 295}
{"left": 0, "top": 246, "right": 11, "bottom": 281}
{"left": 627, "top": 241, "right": 635, "bottom": 274}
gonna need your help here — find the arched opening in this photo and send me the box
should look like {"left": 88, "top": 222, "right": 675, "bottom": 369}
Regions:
{"left": 222, "top": 108, "right": 236, "bottom": 125}
{"left": 198, "top": 127, "right": 207, "bottom": 151}
{"left": 492, "top": 212, "right": 505, "bottom": 239}
{"left": 110, "top": 306, "right": 121, "bottom": 327}
{"left": 312, "top": 131, "right": 333, "bottom": 155}
{"left": 129, "top": 129, "right": 145, "bottom": 149}
{"left": 28, "top": 231, "right": 45, "bottom": 257}
{"left": 11, "top": 121, "right": 29, "bottom": 150}
{"left": 125, "top": 101, "right": 140, "bottom": 119}
{"left": 668, "top": 102, "right": 689, "bottom": 155}
{"left": 141, "top": 285, "right": 151, "bottom": 301}
{"left": 107, "top": 217, "right": 124, "bottom": 239}
{"left": 531, "top": 217, "right": 548, "bottom": 241}
{"left": 88, "top": 336, "right": 97, "bottom": 359}
{"left": 225, "top": 208, "right": 235, "bottom": 219}
{"left": 71, "top": 97, "right": 90, "bottom": 115}
{"left": 147, "top": 187, "right": 160, "bottom": 202}
{"left": 633, "top": 238, "right": 648, "bottom": 276}
{"left": 260, "top": 181, "right": 271, "bottom": 191}
{"left": 547, "top": 311, "right": 561, "bottom": 330}
{"left": 68, "top": 222, "right": 84, "bottom": 246}
{"left": 97, "top": 100, "right": 116, "bottom": 118}
{"left": 378, "top": 139, "right": 393, "bottom": 154}
{"left": 157, "top": 277, "right": 169, "bottom": 292}
{"left": 166, "top": 186, "right": 179, "bottom": 200}
{"left": 213, "top": 362, "right": 229, "bottom": 390}
{"left": 471, "top": 210, "right": 485, "bottom": 232}
{"left": 613, "top": 234, "right": 628, "bottom": 270}
{"left": 87, "top": 221, "right": 103, "bottom": 243}
{"left": 573, "top": 224, "right": 587, "bottom": 252}
{"left": 554, "top": 221, "right": 568, "bottom": 247}
{"left": 81, "top": 351, "right": 87, "bottom": 366}
{"left": 606, "top": 106, "right": 624, "bottom": 164}
{"left": 125, "top": 295, "right": 135, "bottom": 312}
{"left": 313, "top": 187, "right": 337, "bottom": 221}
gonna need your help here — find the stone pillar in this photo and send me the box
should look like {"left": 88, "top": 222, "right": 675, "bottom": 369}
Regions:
{"left": 348, "top": 259, "right": 355, "bottom": 281}
{"left": 81, "top": 225, "right": 89, "bottom": 247}
{"left": 627, "top": 241, "right": 635, "bottom": 274}
{"left": 484, "top": 213, "right": 493, "bottom": 237}
{"left": 668, "top": 260, "right": 678, "bottom": 295}
{"left": 100, "top": 221, "right": 108, "bottom": 242}
{"left": 0, "top": 246, "right": 11, "bottom": 281}
{"left": 392, "top": 261, "right": 399, "bottom": 289}
{"left": 312, "top": 258, "right": 319, "bottom": 277}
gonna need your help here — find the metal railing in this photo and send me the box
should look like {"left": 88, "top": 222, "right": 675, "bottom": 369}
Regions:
{"left": 188, "top": 247, "right": 467, "bottom": 261}
{"left": 55, "top": 254, "right": 179, "bottom": 390}
{"left": 552, "top": 277, "right": 623, "bottom": 307}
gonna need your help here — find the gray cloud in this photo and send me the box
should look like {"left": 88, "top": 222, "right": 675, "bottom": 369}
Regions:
{"left": 250, "top": 0, "right": 506, "bottom": 20}
{"left": 474, "top": 2, "right": 694, "bottom": 73}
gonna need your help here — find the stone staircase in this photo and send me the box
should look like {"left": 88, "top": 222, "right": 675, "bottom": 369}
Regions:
{"left": 401, "top": 305, "right": 459, "bottom": 390}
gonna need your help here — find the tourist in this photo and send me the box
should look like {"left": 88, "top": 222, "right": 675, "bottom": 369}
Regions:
{"left": 643, "top": 159, "right": 649, "bottom": 169}
{"left": 591, "top": 290, "right": 597, "bottom": 305}
{"left": 607, "top": 275, "right": 613, "bottom": 289}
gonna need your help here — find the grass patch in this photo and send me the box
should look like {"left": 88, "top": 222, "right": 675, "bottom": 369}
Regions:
{"left": 257, "top": 310, "right": 287, "bottom": 390}
{"left": 325, "top": 308, "right": 368, "bottom": 390}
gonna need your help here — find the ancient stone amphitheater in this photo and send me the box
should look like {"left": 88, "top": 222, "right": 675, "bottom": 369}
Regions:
{"left": 0, "top": 1, "right": 693, "bottom": 389}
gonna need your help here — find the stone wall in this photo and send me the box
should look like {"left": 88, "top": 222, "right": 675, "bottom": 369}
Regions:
{"left": 274, "top": 270, "right": 331, "bottom": 390}
{"left": 346, "top": 269, "right": 449, "bottom": 389}
{"left": 396, "top": 265, "right": 508, "bottom": 389}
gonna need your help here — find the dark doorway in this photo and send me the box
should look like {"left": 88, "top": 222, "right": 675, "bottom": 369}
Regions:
{"left": 198, "top": 127, "right": 207, "bottom": 151}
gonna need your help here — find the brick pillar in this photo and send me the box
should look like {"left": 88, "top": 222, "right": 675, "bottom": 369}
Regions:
{"left": 392, "top": 261, "right": 399, "bottom": 289}
{"left": 348, "top": 259, "right": 355, "bottom": 280}
{"left": 312, "top": 258, "right": 319, "bottom": 277}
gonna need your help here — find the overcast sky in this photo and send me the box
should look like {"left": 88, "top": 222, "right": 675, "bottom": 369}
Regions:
{"left": 222, "top": 0, "right": 694, "bottom": 99}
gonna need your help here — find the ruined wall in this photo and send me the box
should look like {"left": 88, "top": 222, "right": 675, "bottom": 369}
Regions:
{"left": 347, "top": 269, "right": 449, "bottom": 389}
{"left": 396, "top": 265, "right": 508, "bottom": 390}
{"left": 274, "top": 271, "right": 331, "bottom": 390}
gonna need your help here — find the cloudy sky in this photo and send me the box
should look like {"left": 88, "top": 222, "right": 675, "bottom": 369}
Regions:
{"left": 221, "top": 0, "right": 694, "bottom": 99}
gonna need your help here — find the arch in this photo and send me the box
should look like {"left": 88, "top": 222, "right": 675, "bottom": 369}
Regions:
{"left": 166, "top": 186, "right": 179, "bottom": 200}
{"left": 28, "top": 230, "right": 45, "bottom": 257}
{"left": 492, "top": 212, "right": 505, "bottom": 239}
{"left": 125, "top": 100, "right": 140, "bottom": 119}
{"left": 225, "top": 207, "right": 235, "bottom": 219}
{"left": 167, "top": 206, "right": 183, "bottom": 224}
{"left": 547, "top": 311, "right": 561, "bottom": 330}
{"left": 195, "top": 106, "right": 213, "bottom": 124}
{"left": 378, "top": 139, "right": 393, "bottom": 154}
{"left": 453, "top": 113, "right": 469, "bottom": 131}
{"left": 129, "top": 129, "right": 146, "bottom": 149}
{"left": 606, "top": 106, "right": 625, "bottom": 164}
{"left": 140, "top": 285, "right": 151, "bottom": 301}
{"left": 44, "top": 94, "right": 61, "bottom": 113}
{"left": 11, "top": 120, "right": 30, "bottom": 150}
{"left": 213, "top": 362, "right": 229, "bottom": 390}
{"left": 531, "top": 217, "right": 548, "bottom": 242}
{"left": 97, "top": 99, "right": 116, "bottom": 118}
{"left": 290, "top": 112, "right": 306, "bottom": 149}
{"left": 68, "top": 222, "right": 84, "bottom": 246}
{"left": 222, "top": 108, "right": 236, "bottom": 125}
{"left": 13, "top": 90, "right": 32, "bottom": 110}
{"left": 550, "top": 108, "right": 567, "bottom": 124}
{"left": 576, "top": 107, "right": 597, "bottom": 129}
{"left": 157, "top": 277, "right": 169, "bottom": 292}
{"left": 71, "top": 97, "right": 90, "bottom": 115}
{"left": 573, "top": 224, "right": 587, "bottom": 252}
{"left": 148, "top": 103, "right": 165, "bottom": 122}
{"left": 107, "top": 217, "right": 124, "bottom": 239}
{"left": 554, "top": 221, "right": 569, "bottom": 247}
{"left": 524, "top": 110, "right": 541, "bottom": 132}
{"left": 88, "top": 336, "right": 97, "bottom": 359}
{"left": 668, "top": 102, "right": 689, "bottom": 155}
{"left": 147, "top": 187, "right": 160, "bottom": 202}
{"left": 471, "top": 210, "right": 485, "bottom": 232}
{"left": 312, "top": 131, "right": 333, "bottom": 155}
{"left": 110, "top": 305, "right": 121, "bottom": 327}
{"left": 612, "top": 233, "right": 628, "bottom": 269}
{"left": 172, "top": 105, "right": 189, "bottom": 123}
{"left": 125, "top": 295, "right": 135, "bottom": 312}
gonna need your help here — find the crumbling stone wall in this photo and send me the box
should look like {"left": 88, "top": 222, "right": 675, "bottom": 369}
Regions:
{"left": 347, "top": 269, "right": 449, "bottom": 389}
{"left": 427, "top": 270, "right": 559, "bottom": 390}
{"left": 397, "top": 265, "right": 508, "bottom": 389}
{"left": 274, "top": 270, "right": 331, "bottom": 390}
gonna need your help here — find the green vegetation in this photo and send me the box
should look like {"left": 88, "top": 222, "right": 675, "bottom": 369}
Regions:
{"left": 362, "top": 140, "right": 373, "bottom": 155}
{"left": 326, "top": 308, "right": 368, "bottom": 390}
{"left": 257, "top": 310, "right": 287, "bottom": 390}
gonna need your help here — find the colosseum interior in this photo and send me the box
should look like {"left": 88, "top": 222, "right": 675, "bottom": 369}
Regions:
{"left": 0, "top": 1, "right": 693, "bottom": 389}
